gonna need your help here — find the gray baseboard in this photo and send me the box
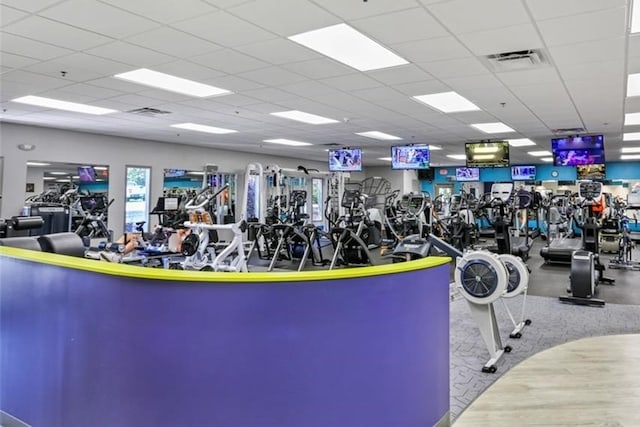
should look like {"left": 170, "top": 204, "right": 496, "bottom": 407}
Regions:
{"left": 434, "top": 410, "right": 450, "bottom": 427}
{"left": 0, "top": 410, "right": 31, "bottom": 427}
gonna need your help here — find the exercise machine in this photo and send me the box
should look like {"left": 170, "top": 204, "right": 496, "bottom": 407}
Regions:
{"left": 560, "top": 181, "right": 614, "bottom": 307}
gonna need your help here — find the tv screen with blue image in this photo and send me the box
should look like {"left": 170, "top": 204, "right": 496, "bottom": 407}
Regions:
{"left": 390, "top": 145, "right": 430, "bottom": 170}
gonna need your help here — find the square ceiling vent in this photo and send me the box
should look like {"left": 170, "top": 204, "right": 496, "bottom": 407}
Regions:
{"left": 485, "top": 49, "right": 548, "bottom": 72}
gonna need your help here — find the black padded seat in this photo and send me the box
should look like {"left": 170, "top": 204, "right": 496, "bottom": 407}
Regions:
{"left": 38, "top": 232, "right": 85, "bottom": 257}
{"left": 0, "top": 236, "right": 43, "bottom": 251}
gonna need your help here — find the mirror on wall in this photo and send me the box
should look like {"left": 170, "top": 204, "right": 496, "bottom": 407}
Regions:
{"left": 24, "top": 160, "right": 110, "bottom": 237}
{"left": 161, "top": 168, "right": 237, "bottom": 224}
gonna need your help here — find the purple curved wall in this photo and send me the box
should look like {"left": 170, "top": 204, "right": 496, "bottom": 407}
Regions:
{"left": 1, "top": 256, "right": 450, "bottom": 427}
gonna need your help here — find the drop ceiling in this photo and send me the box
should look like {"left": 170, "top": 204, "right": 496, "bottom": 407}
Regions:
{"left": 1, "top": 0, "right": 639, "bottom": 166}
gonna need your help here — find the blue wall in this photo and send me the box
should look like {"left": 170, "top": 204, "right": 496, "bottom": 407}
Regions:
{"left": 421, "top": 161, "right": 640, "bottom": 194}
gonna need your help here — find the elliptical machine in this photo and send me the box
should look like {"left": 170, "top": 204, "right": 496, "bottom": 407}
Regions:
{"left": 559, "top": 181, "right": 614, "bottom": 307}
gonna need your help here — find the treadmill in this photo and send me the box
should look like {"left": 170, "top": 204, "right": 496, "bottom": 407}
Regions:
{"left": 540, "top": 190, "right": 586, "bottom": 264}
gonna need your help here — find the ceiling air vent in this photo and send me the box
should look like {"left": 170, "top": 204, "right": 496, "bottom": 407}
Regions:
{"left": 126, "top": 107, "right": 172, "bottom": 117}
{"left": 485, "top": 49, "right": 548, "bottom": 72}
{"left": 552, "top": 127, "right": 586, "bottom": 134}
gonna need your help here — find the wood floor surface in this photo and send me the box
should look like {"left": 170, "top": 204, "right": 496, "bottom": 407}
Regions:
{"left": 454, "top": 334, "right": 640, "bottom": 426}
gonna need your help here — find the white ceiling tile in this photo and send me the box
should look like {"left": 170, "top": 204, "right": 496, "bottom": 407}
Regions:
{"left": 458, "top": 23, "right": 543, "bottom": 56}
{"left": 0, "top": 0, "right": 61, "bottom": 13}
{"left": 1, "top": 5, "right": 29, "bottom": 26}
{"left": 442, "top": 74, "right": 505, "bottom": 92}
{"left": 86, "top": 41, "right": 175, "bottom": 68}
{"left": 151, "top": 60, "right": 226, "bottom": 81}
{"left": 420, "top": 57, "right": 490, "bottom": 79}
{"left": 308, "top": 0, "right": 420, "bottom": 20}
{"left": 320, "top": 74, "right": 383, "bottom": 91}
{"left": 2, "top": 70, "right": 71, "bottom": 92}
{"left": 202, "top": 0, "right": 253, "bottom": 9}
{"left": 3, "top": 16, "right": 114, "bottom": 50}
{"left": 367, "top": 64, "right": 433, "bottom": 85}
{"left": 84, "top": 77, "right": 151, "bottom": 93}
{"left": 242, "top": 87, "right": 301, "bottom": 103}
{"left": 172, "top": 11, "right": 278, "bottom": 48}
{"left": 212, "top": 93, "right": 263, "bottom": 107}
{"left": 549, "top": 37, "right": 626, "bottom": 67}
{"left": 428, "top": 0, "right": 530, "bottom": 34}
{"left": 52, "top": 83, "right": 125, "bottom": 100}
{"left": 353, "top": 7, "right": 449, "bottom": 45}
{"left": 105, "top": 0, "right": 218, "bottom": 24}
{"left": 351, "top": 86, "right": 402, "bottom": 102}
{"left": 559, "top": 60, "right": 625, "bottom": 87}
{"left": 392, "top": 37, "right": 471, "bottom": 63}
{"left": 235, "top": 38, "right": 320, "bottom": 65}
{"left": 125, "top": 27, "right": 222, "bottom": 57}
{"left": 40, "top": 0, "right": 160, "bottom": 39}
{"left": 279, "top": 80, "right": 334, "bottom": 97}
{"left": 393, "top": 79, "right": 448, "bottom": 96}
{"left": 204, "top": 74, "right": 266, "bottom": 92}
{"left": 496, "top": 67, "right": 560, "bottom": 87}
{"left": 228, "top": 0, "right": 340, "bottom": 36}
{"left": 280, "top": 58, "right": 354, "bottom": 79}
{"left": 525, "top": 0, "right": 626, "bottom": 21}
{"left": 0, "top": 52, "right": 40, "bottom": 69}
{"left": 536, "top": 7, "right": 627, "bottom": 47}
{"left": 238, "top": 66, "right": 307, "bottom": 86}
{"left": 0, "top": 32, "right": 75, "bottom": 61}
{"left": 190, "top": 49, "right": 269, "bottom": 74}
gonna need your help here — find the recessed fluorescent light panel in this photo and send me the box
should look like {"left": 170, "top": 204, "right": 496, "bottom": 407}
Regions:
{"left": 264, "top": 138, "right": 312, "bottom": 147}
{"left": 378, "top": 157, "right": 392, "bottom": 161}
{"left": 171, "top": 123, "right": 237, "bottom": 134}
{"left": 270, "top": 110, "right": 339, "bottom": 125}
{"left": 49, "top": 171, "right": 68, "bottom": 175}
{"left": 528, "top": 150, "right": 552, "bottom": 157}
{"left": 428, "top": 145, "right": 443, "bottom": 150}
{"left": 471, "top": 122, "right": 516, "bottom": 134}
{"left": 447, "top": 154, "right": 467, "bottom": 160}
{"left": 507, "top": 138, "right": 536, "bottom": 147}
{"left": 412, "top": 91, "right": 480, "bottom": 113}
{"left": 621, "top": 146, "right": 640, "bottom": 153}
{"left": 288, "top": 23, "right": 408, "bottom": 72}
{"left": 624, "top": 132, "right": 640, "bottom": 141}
{"left": 26, "top": 161, "right": 50, "bottom": 166}
{"left": 11, "top": 96, "right": 117, "bottom": 115}
{"left": 628, "top": 73, "right": 640, "bottom": 97}
{"left": 621, "top": 154, "right": 640, "bottom": 160}
{"left": 625, "top": 112, "right": 640, "bottom": 125}
{"left": 632, "top": 0, "right": 640, "bottom": 33}
{"left": 541, "top": 157, "right": 553, "bottom": 162}
{"left": 356, "top": 131, "right": 402, "bottom": 141}
{"left": 114, "top": 68, "right": 231, "bottom": 98}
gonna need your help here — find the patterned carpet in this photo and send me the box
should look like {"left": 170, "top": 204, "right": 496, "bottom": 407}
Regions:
{"left": 449, "top": 291, "right": 640, "bottom": 421}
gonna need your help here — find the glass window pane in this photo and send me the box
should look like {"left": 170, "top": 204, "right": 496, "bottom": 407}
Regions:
{"left": 125, "top": 166, "right": 150, "bottom": 232}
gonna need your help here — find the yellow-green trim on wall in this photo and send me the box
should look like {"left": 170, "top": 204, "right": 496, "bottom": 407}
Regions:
{"left": 0, "top": 246, "right": 451, "bottom": 283}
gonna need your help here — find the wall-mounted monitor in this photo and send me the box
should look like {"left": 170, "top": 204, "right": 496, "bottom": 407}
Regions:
{"left": 511, "top": 165, "right": 536, "bottom": 180}
{"left": 77, "top": 166, "right": 96, "bottom": 183}
{"left": 576, "top": 164, "right": 606, "bottom": 180}
{"left": 456, "top": 167, "right": 480, "bottom": 182}
{"left": 417, "top": 168, "right": 435, "bottom": 181}
{"left": 465, "top": 141, "right": 510, "bottom": 168}
{"left": 163, "top": 168, "right": 188, "bottom": 178}
{"left": 329, "top": 148, "right": 362, "bottom": 172}
{"left": 551, "top": 135, "right": 605, "bottom": 166}
{"left": 390, "top": 145, "right": 430, "bottom": 170}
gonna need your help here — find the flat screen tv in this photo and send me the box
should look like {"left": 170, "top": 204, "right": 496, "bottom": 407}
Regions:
{"left": 577, "top": 164, "right": 606, "bottom": 180}
{"left": 511, "top": 165, "right": 536, "bottom": 180}
{"left": 163, "top": 168, "right": 187, "bottom": 178}
{"left": 390, "top": 145, "right": 430, "bottom": 170}
{"left": 77, "top": 166, "right": 96, "bottom": 183}
{"left": 329, "top": 148, "right": 362, "bottom": 172}
{"left": 465, "top": 141, "right": 509, "bottom": 168}
{"left": 418, "top": 168, "right": 435, "bottom": 181}
{"left": 456, "top": 167, "right": 480, "bottom": 182}
{"left": 552, "top": 135, "right": 605, "bottom": 166}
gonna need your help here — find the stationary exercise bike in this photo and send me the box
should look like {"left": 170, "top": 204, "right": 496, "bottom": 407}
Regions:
{"left": 559, "top": 181, "right": 614, "bottom": 307}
